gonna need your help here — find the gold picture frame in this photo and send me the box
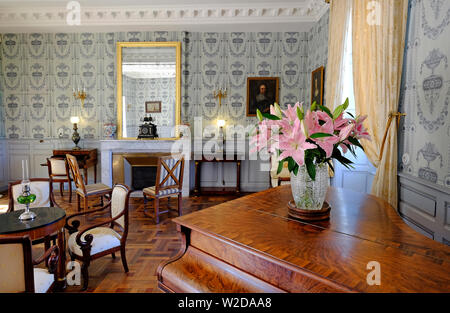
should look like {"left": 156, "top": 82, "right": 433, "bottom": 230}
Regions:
{"left": 246, "top": 77, "right": 279, "bottom": 117}
{"left": 145, "top": 101, "right": 162, "bottom": 113}
{"left": 311, "top": 66, "right": 324, "bottom": 106}
{"left": 116, "top": 41, "right": 181, "bottom": 140}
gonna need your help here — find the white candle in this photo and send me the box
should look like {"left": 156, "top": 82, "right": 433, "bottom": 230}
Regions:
{"left": 22, "top": 160, "right": 25, "bottom": 181}
{"left": 25, "top": 159, "right": 29, "bottom": 180}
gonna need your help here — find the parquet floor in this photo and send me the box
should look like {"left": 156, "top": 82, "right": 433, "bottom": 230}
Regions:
{"left": 0, "top": 190, "right": 250, "bottom": 293}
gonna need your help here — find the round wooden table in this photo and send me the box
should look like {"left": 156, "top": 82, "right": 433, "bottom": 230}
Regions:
{"left": 0, "top": 207, "right": 67, "bottom": 289}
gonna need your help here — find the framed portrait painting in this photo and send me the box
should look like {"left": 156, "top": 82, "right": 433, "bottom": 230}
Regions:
{"left": 311, "top": 66, "right": 324, "bottom": 106}
{"left": 145, "top": 101, "right": 161, "bottom": 113}
{"left": 246, "top": 77, "right": 279, "bottom": 116}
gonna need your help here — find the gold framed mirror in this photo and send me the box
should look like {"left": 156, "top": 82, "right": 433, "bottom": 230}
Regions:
{"left": 116, "top": 41, "right": 181, "bottom": 140}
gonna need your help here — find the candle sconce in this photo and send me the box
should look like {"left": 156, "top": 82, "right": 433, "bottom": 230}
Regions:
{"left": 73, "top": 88, "right": 87, "bottom": 108}
{"left": 213, "top": 88, "right": 227, "bottom": 106}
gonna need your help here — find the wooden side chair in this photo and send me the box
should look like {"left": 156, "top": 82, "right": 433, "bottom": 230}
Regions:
{"left": 66, "top": 154, "right": 112, "bottom": 212}
{"left": 47, "top": 157, "right": 72, "bottom": 203}
{"left": 0, "top": 235, "right": 59, "bottom": 293}
{"left": 65, "top": 184, "right": 131, "bottom": 291}
{"left": 143, "top": 154, "right": 184, "bottom": 224}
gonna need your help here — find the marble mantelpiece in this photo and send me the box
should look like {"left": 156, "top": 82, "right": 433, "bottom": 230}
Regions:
{"left": 100, "top": 139, "right": 190, "bottom": 196}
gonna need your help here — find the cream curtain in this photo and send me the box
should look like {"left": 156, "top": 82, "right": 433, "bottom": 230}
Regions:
{"left": 352, "top": 0, "right": 408, "bottom": 208}
{"left": 325, "top": 0, "right": 352, "bottom": 178}
{"left": 325, "top": 0, "right": 352, "bottom": 110}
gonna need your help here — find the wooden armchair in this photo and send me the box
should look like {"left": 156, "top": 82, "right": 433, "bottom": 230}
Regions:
{"left": 64, "top": 184, "right": 131, "bottom": 291}
{"left": 47, "top": 157, "right": 72, "bottom": 202}
{"left": 0, "top": 235, "right": 59, "bottom": 293}
{"left": 143, "top": 154, "right": 184, "bottom": 224}
{"left": 66, "top": 154, "right": 112, "bottom": 212}
{"left": 8, "top": 178, "right": 60, "bottom": 248}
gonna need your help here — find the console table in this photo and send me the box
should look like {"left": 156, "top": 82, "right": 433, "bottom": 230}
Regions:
{"left": 193, "top": 153, "right": 242, "bottom": 196}
{"left": 158, "top": 185, "right": 450, "bottom": 292}
{"left": 53, "top": 149, "right": 97, "bottom": 185}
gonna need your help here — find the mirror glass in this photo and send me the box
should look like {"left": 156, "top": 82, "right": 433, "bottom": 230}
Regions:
{"left": 117, "top": 42, "right": 180, "bottom": 139}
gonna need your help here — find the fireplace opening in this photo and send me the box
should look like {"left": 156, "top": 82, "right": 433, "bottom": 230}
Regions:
{"left": 132, "top": 166, "right": 157, "bottom": 190}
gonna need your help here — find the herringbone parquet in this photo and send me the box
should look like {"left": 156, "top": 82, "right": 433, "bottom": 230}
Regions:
{"left": 0, "top": 191, "right": 249, "bottom": 293}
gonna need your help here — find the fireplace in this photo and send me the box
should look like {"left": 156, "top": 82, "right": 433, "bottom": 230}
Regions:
{"left": 112, "top": 153, "right": 170, "bottom": 191}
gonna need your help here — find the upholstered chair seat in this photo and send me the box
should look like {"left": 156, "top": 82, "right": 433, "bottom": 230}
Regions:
{"left": 0, "top": 236, "right": 59, "bottom": 293}
{"left": 143, "top": 186, "right": 180, "bottom": 197}
{"left": 64, "top": 184, "right": 131, "bottom": 291}
{"left": 33, "top": 268, "right": 55, "bottom": 293}
{"left": 77, "top": 183, "right": 112, "bottom": 196}
{"left": 143, "top": 154, "right": 185, "bottom": 224}
{"left": 68, "top": 227, "right": 122, "bottom": 256}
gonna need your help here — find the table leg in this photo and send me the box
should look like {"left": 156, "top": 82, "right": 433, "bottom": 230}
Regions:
{"left": 56, "top": 227, "right": 67, "bottom": 290}
{"left": 84, "top": 167, "right": 88, "bottom": 185}
{"left": 194, "top": 161, "right": 201, "bottom": 196}
{"left": 236, "top": 161, "right": 241, "bottom": 194}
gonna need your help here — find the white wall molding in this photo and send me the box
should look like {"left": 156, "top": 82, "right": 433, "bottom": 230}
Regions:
{"left": 0, "top": 1, "right": 329, "bottom": 32}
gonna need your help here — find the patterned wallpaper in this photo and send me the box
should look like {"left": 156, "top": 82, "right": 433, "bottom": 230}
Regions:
{"left": 0, "top": 13, "right": 332, "bottom": 140}
{"left": 398, "top": 0, "right": 450, "bottom": 189}
{"left": 306, "top": 9, "right": 330, "bottom": 107}
{"left": 124, "top": 76, "right": 176, "bottom": 137}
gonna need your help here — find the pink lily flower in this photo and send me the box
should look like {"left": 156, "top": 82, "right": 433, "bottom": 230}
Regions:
{"left": 352, "top": 115, "right": 371, "bottom": 140}
{"left": 334, "top": 113, "right": 351, "bottom": 131}
{"left": 278, "top": 119, "right": 317, "bottom": 166}
{"left": 304, "top": 110, "right": 339, "bottom": 158}
{"left": 282, "top": 102, "right": 301, "bottom": 125}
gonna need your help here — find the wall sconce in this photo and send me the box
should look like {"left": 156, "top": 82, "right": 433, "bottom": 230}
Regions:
{"left": 70, "top": 116, "right": 81, "bottom": 150}
{"left": 213, "top": 88, "right": 227, "bottom": 106}
{"left": 73, "top": 86, "right": 87, "bottom": 108}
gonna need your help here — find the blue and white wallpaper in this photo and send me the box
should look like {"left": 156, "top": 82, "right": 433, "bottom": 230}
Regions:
{"left": 307, "top": 9, "right": 329, "bottom": 107}
{"left": 0, "top": 12, "right": 332, "bottom": 140}
{"left": 399, "top": 0, "right": 450, "bottom": 189}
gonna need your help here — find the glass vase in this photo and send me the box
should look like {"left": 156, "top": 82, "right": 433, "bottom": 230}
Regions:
{"left": 290, "top": 163, "right": 330, "bottom": 210}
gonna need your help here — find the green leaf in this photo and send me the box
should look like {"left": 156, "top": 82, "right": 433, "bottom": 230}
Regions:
{"left": 310, "top": 132, "right": 333, "bottom": 139}
{"left": 305, "top": 158, "right": 316, "bottom": 181}
{"left": 296, "top": 106, "right": 304, "bottom": 120}
{"left": 311, "top": 101, "right": 317, "bottom": 111}
{"left": 277, "top": 160, "right": 284, "bottom": 175}
{"left": 293, "top": 164, "right": 299, "bottom": 176}
{"left": 333, "top": 106, "right": 344, "bottom": 120}
{"left": 256, "top": 109, "right": 263, "bottom": 121}
{"left": 346, "top": 111, "right": 355, "bottom": 118}
{"left": 261, "top": 112, "right": 281, "bottom": 120}
{"left": 342, "top": 97, "right": 349, "bottom": 111}
{"left": 288, "top": 157, "right": 296, "bottom": 172}
{"left": 347, "top": 136, "right": 365, "bottom": 151}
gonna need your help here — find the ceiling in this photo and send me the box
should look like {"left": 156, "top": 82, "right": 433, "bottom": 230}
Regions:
{"left": 0, "top": 0, "right": 329, "bottom": 33}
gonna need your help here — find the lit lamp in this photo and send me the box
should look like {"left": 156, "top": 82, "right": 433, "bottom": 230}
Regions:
{"left": 70, "top": 116, "right": 81, "bottom": 150}
{"left": 217, "top": 119, "right": 226, "bottom": 139}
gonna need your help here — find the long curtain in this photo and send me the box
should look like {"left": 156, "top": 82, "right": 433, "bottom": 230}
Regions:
{"left": 325, "top": 0, "right": 352, "bottom": 110}
{"left": 352, "top": 0, "right": 408, "bottom": 208}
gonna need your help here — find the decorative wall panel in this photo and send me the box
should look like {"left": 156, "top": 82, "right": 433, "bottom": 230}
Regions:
{"left": 398, "top": 0, "right": 450, "bottom": 189}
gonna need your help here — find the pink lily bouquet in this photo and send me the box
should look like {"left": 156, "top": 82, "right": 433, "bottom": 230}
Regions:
{"left": 251, "top": 99, "right": 370, "bottom": 180}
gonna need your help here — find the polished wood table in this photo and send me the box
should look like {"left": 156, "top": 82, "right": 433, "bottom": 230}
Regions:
{"left": 193, "top": 153, "right": 242, "bottom": 196}
{"left": 158, "top": 186, "right": 450, "bottom": 292}
{"left": 53, "top": 149, "right": 97, "bottom": 185}
{"left": 0, "top": 207, "right": 67, "bottom": 289}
